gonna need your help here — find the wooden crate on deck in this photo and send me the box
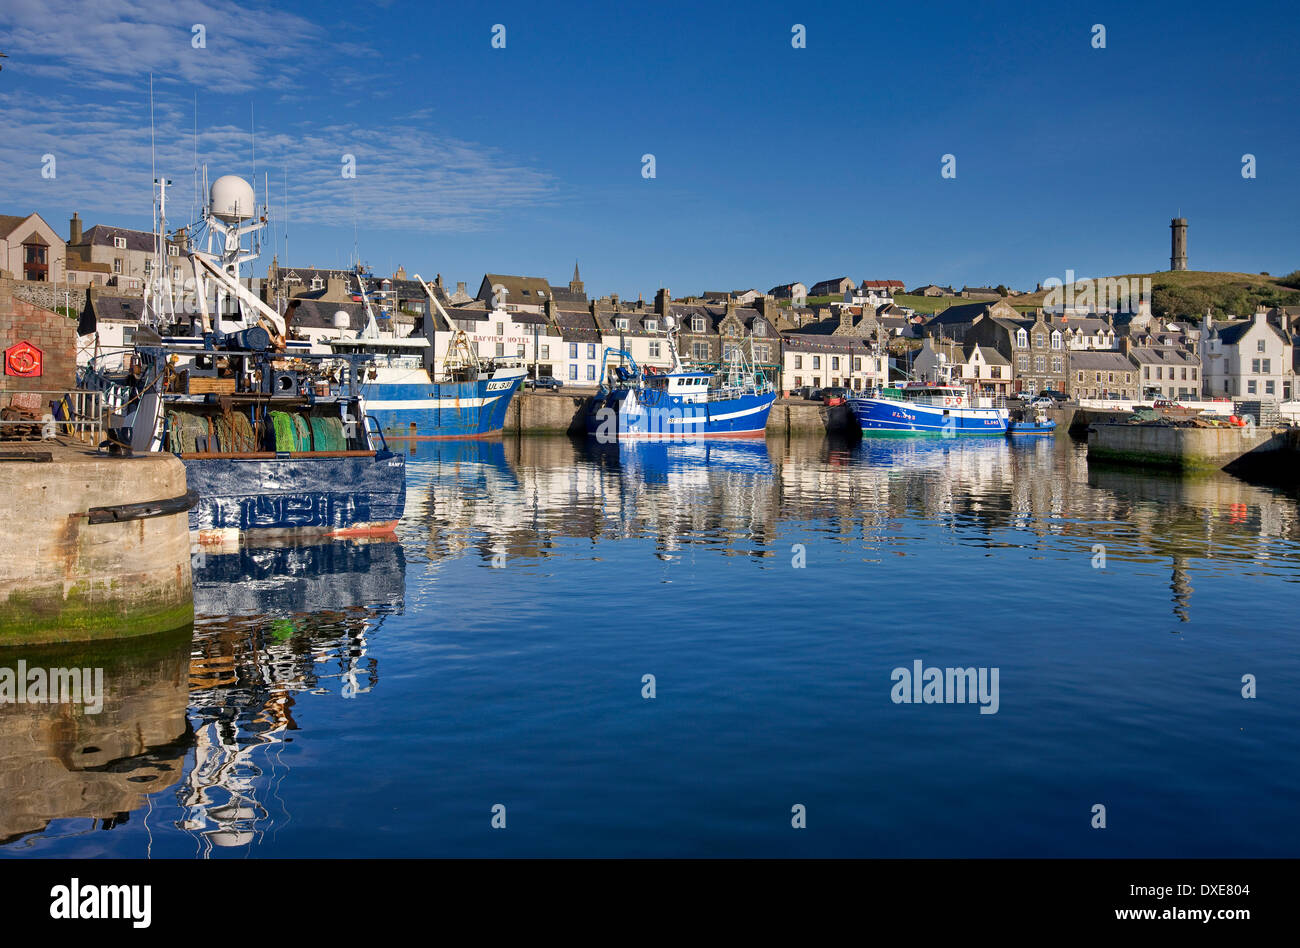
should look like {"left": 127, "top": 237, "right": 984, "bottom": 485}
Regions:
{"left": 187, "top": 377, "right": 238, "bottom": 395}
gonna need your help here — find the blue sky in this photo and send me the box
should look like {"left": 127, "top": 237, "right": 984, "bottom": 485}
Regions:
{"left": 1, "top": 0, "right": 1297, "bottom": 297}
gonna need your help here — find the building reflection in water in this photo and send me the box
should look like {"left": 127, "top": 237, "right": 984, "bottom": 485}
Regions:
{"left": 180, "top": 537, "right": 405, "bottom": 854}
{"left": 402, "top": 433, "right": 1300, "bottom": 624}
{"left": 0, "top": 628, "right": 192, "bottom": 848}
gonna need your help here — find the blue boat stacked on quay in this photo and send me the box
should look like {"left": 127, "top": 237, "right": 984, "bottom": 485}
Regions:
{"left": 586, "top": 321, "right": 776, "bottom": 440}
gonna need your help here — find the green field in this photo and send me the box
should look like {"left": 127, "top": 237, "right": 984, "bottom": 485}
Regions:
{"left": 1012, "top": 270, "right": 1300, "bottom": 318}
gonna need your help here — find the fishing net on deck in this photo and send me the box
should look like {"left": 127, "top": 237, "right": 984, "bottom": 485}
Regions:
{"left": 270, "top": 411, "right": 297, "bottom": 452}
{"left": 213, "top": 410, "right": 256, "bottom": 453}
{"left": 291, "top": 413, "right": 312, "bottom": 451}
{"left": 166, "top": 411, "right": 208, "bottom": 453}
{"left": 309, "top": 415, "right": 347, "bottom": 452}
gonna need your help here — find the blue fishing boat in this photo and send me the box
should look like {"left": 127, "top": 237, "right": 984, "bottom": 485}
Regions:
{"left": 586, "top": 322, "right": 776, "bottom": 441}
{"left": 330, "top": 273, "right": 526, "bottom": 439}
{"left": 850, "top": 379, "right": 1009, "bottom": 435}
{"left": 79, "top": 174, "right": 405, "bottom": 545}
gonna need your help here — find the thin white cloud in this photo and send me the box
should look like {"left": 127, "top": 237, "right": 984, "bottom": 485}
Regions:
{"left": 0, "top": 0, "right": 351, "bottom": 93}
{"left": 0, "top": 92, "right": 558, "bottom": 233}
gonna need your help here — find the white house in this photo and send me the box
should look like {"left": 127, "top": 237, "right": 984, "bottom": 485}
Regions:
{"left": 1201, "top": 312, "right": 1294, "bottom": 402}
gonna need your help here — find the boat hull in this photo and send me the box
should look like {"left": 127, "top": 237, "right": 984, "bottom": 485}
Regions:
{"left": 1007, "top": 421, "right": 1057, "bottom": 435}
{"left": 586, "top": 389, "right": 777, "bottom": 440}
{"left": 850, "top": 396, "right": 1008, "bottom": 434}
{"left": 184, "top": 451, "right": 407, "bottom": 539}
{"left": 363, "top": 374, "right": 524, "bottom": 439}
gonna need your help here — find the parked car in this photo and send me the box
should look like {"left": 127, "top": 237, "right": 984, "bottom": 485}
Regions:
{"left": 1040, "top": 389, "right": 1069, "bottom": 403}
{"left": 1028, "top": 396, "right": 1055, "bottom": 408}
{"left": 526, "top": 376, "right": 563, "bottom": 390}
{"left": 790, "top": 386, "right": 815, "bottom": 400}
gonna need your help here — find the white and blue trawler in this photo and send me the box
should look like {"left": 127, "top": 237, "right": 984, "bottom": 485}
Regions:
{"left": 586, "top": 321, "right": 776, "bottom": 440}
{"left": 329, "top": 273, "right": 527, "bottom": 440}
{"left": 850, "top": 371, "right": 1009, "bottom": 435}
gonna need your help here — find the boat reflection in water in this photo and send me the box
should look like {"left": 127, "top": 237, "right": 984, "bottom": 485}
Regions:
{"left": 0, "top": 629, "right": 192, "bottom": 848}
{"left": 182, "top": 537, "right": 405, "bottom": 853}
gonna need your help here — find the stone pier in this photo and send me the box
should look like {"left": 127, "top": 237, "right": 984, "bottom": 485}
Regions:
{"left": 0, "top": 441, "right": 194, "bottom": 644}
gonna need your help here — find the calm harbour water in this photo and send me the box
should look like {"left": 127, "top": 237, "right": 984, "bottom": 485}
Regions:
{"left": 3, "top": 433, "right": 1298, "bottom": 857}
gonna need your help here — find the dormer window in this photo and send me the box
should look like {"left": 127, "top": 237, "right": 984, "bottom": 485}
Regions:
{"left": 113, "top": 236, "right": 127, "bottom": 249}
{"left": 1016, "top": 329, "right": 1028, "bottom": 348}
{"left": 311, "top": 277, "right": 324, "bottom": 290}
{"left": 614, "top": 317, "right": 629, "bottom": 330}
{"left": 692, "top": 316, "right": 705, "bottom": 332}
{"left": 1051, "top": 331, "right": 1062, "bottom": 349}
{"left": 753, "top": 321, "right": 766, "bottom": 336}
{"left": 645, "top": 319, "right": 658, "bottom": 332}
{"left": 168, "top": 245, "right": 179, "bottom": 256}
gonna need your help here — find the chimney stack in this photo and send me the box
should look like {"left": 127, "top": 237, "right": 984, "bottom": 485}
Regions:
{"left": 69, "top": 212, "right": 82, "bottom": 246}
{"left": 655, "top": 287, "right": 670, "bottom": 317}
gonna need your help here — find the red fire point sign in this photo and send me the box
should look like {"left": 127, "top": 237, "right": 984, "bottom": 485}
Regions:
{"left": 4, "top": 340, "right": 43, "bottom": 377}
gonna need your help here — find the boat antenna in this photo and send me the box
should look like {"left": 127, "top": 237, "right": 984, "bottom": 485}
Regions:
{"left": 192, "top": 91, "right": 198, "bottom": 227}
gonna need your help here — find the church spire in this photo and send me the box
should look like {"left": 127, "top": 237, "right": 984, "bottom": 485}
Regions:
{"left": 569, "top": 260, "right": 584, "bottom": 296}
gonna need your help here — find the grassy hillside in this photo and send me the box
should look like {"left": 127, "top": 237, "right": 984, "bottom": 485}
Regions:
{"left": 1012, "top": 270, "right": 1300, "bottom": 318}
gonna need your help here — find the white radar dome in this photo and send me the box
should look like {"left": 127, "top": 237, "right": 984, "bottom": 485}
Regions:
{"left": 663, "top": 315, "right": 676, "bottom": 329}
{"left": 333, "top": 311, "right": 350, "bottom": 329}
{"left": 210, "top": 175, "right": 257, "bottom": 222}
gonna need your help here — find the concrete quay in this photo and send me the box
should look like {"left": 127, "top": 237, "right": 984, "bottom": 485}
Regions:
{"left": 0, "top": 440, "right": 195, "bottom": 644}
{"left": 1086, "top": 423, "right": 1296, "bottom": 473}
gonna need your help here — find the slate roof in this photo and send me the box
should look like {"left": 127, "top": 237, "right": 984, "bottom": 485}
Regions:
{"left": 1068, "top": 350, "right": 1136, "bottom": 371}
{"left": 1127, "top": 346, "right": 1199, "bottom": 366}
{"left": 286, "top": 299, "right": 367, "bottom": 331}
{"left": 478, "top": 273, "right": 551, "bottom": 304}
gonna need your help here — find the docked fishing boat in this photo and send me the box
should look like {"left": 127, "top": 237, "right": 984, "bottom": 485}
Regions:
{"left": 79, "top": 174, "right": 405, "bottom": 544}
{"left": 586, "top": 319, "right": 776, "bottom": 440}
{"left": 849, "top": 376, "right": 1009, "bottom": 435}
{"left": 329, "top": 273, "right": 527, "bottom": 439}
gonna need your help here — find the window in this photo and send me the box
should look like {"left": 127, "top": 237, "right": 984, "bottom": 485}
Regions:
{"left": 812, "top": 356, "right": 821, "bottom": 370}
{"left": 113, "top": 236, "right": 127, "bottom": 249}
{"left": 1095, "top": 372, "right": 1102, "bottom": 383}
{"left": 1077, "top": 371, "right": 1085, "bottom": 382}
{"left": 1247, "top": 380, "right": 1257, "bottom": 394}
{"left": 21, "top": 242, "right": 48, "bottom": 281}
{"left": 1051, "top": 356, "right": 1063, "bottom": 373}
{"left": 496, "top": 322, "right": 504, "bottom": 335}
{"left": 1051, "top": 331, "right": 1062, "bottom": 349}
{"left": 1156, "top": 367, "right": 1163, "bottom": 380}
{"left": 168, "top": 245, "right": 179, "bottom": 257}
{"left": 754, "top": 322, "right": 766, "bottom": 336}
{"left": 692, "top": 342, "right": 709, "bottom": 361}
{"left": 1016, "top": 329, "right": 1028, "bottom": 348}
{"left": 1266, "top": 380, "right": 1275, "bottom": 395}
{"left": 1252, "top": 359, "right": 1261, "bottom": 373}
{"left": 1181, "top": 367, "right": 1188, "bottom": 380}
{"left": 113, "top": 258, "right": 123, "bottom": 274}
{"left": 517, "top": 345, "right": 526, "bottom": 357}
{"left": 755, "top": 345, "right": 770, "bottom": 363}
{"left": 1034, "top": 356, "right": 1046, "bottom": 372}
{"left": 569, "top": 364, "right": 578, "bottom": 380}
{"left": 1190, "top": 368, "right": 1197, "bottom": 380}
{"left": 541, "top": 345, "right": 550, "bottom": 358}
{"left": 122, "top": 326, "right": 136, "bottom": 345}
{"left": 794, "top": 377, "right": 803, "bottom": 387}
{"left": 1262, "top": 359, "right": 1271, "bottom": 374}
{"left": 587, "top": 344, "right": 596, "bottom": 359}
{"left": 831, "top": 357, "right": 840, "bottom": 370}
{"left": 1107, "top": 372, "right": 1114, "bottom": 383}
{"left": 1258, "top": 339, "right": 1266, "bottom": 353}
{"left": 495, "top": 343, "right": 505, "bottom": 357}
{"left": 645, "top": 319, "right": 658, "bottom": 332}
{"left": 1035, "top": 333, "right": 1045, "bottom": 348}
{"left": 568, "top": 343, "right": 578, "bottom": 359}
{"left": 171, "top": 267, "right": 180, "bottom": 281}
{"left": 311, "top": 276, "right": 323, "bottom": 290}
{"left": 692, "top": 317, "right": 705, "bottom": 332}
{"left": 587, "top": 365, "right": 596, "bottom": 381}
{"left": 615, "top": 318, "right": 629, "bottom": 330}
{"left": 649, "top": 342, "right": 661, "bottom": 358}
{"left": 794, "top": 356, "right": 803, "bottom": 369}
{"left": 1017, "top": 355, "right": 1029, "bottom": 372}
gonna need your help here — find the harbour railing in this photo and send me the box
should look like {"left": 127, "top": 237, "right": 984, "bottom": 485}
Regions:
{"left": 0, "top": 389, "right": 104, "bottom": 443}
